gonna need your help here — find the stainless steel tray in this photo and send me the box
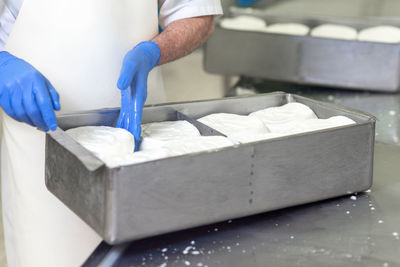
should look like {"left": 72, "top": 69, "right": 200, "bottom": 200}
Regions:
{"left": 204, "top": 13, "right": 400, "bottom": 92}
{"left": 45, "top": 92, "right": 376, "bottom": 244}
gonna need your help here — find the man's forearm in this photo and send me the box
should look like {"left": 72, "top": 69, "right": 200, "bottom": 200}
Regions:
{"left": 152, "top": 15, "right": 215, "bottom": 65}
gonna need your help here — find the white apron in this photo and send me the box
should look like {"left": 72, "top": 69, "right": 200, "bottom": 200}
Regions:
{"left": 2, "top": 0, "right": 164, "bottom": 266}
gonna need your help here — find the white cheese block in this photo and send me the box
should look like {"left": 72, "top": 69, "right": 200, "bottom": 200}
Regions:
{"left": 266, "top": 23, "right": 310, "bottom": 36}
{"left": 358, "top": 25, "right": 400, "bottom": 43}
{"left": 163, "top": 136, "right": 234, "bottom": 156}
{"left": 140, "top": 120, "right": 201, "bottom": 151}
{"left": 285, "top": 116, "right": 356, "bottom": 134}
{"left": 140, "top": 137, "right": 170, "bottom": 151}
{"left": 109, "top": 136, "right": 234, "bottom": 167}
{"left": 198, "top": 113, "right": 270, "bottom": 140}
{"left": 311, "top": 24, "right": 358, "bottom": 40}
{"left": 249, "top": 103, "right": 318, "bottom": 133}
{"left": 66, "top": 126, "right": 135, "bottom": 160}
{"left": 141, "top": 120, "right": 201, "bottom": 141}
{"left": 220, "top": 15, "right": 267, "bottom": 32}
{"left": 102, "top": 149, "right": 172, "bottom": 168}
{"left": 66, "top": 108, "right": 356, "bottom": 167}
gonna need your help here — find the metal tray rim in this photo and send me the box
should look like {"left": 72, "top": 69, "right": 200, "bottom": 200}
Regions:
{"left": 50, "top": 92, "right": 376, "bottom": 170}
{"left": 55, "top": 92, "right": 376, "bottom": 121}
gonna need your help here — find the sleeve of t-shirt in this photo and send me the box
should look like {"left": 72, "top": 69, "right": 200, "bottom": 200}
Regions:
{"left": 158, "top": 0, "right": 223, "bottom": 29}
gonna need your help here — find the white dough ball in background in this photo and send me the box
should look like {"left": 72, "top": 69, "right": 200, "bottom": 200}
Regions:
{"left": 197, "top": 113, "right": 270, "bottom": 139}
{"left": 66, "top": 126, "right": 135, "bottom": 160}
{"left": 358, "top": 25, "right": 400, "bottom": 43}
{"left": 220, "top": 15, "right": 267, "bottom": 32}
{"left": 249, "top": 103, "right": 318, "bottom": 133}
{"left": 141, "top": 120, "right": 201, "bottom": 141}
{"left": 311, "top": 24, "right": 358, "bottom": 40}
{"left": 265, "top": 23, "right": 310, "bottom": 36}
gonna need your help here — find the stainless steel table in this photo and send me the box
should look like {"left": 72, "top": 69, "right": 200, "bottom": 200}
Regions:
{"left": 83, "top": 86, "right": 400, "bottom": 267}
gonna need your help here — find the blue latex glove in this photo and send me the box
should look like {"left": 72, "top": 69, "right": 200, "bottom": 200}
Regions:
{"left": 0, "top": 51, "right": 60, "bottom": 131}
{"left": 116, "top": 41, "right": 161, "bottom": 149}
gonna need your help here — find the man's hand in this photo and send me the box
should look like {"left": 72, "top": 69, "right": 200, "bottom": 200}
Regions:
{"left": 116, "top": 41, "right": 161, "bottom": 148}
{"left": 117, "top": 16, "right": 215, "bottom": 149}
{"left": 153, "top": 16, "right": 215, "bottom": 65}
{"left": 0, "top": 51, "right": 60, "bottom": 131}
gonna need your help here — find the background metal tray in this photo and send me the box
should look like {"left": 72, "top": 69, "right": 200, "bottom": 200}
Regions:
{"left": 204, "top": 11, "right": 400, "bottom": 92}
{"left": 229, "top": 0, "right": 400, "bottom": 25}
{"left": 45, "top": 92, "right": 376, "bottom": 244}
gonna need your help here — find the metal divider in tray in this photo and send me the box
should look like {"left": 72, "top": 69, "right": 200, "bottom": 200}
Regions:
{"left": 204, "top": 12, "right": 400, "bottom": 92}
{"left": 45, "top": 92, "right": 376, "bottom": 244}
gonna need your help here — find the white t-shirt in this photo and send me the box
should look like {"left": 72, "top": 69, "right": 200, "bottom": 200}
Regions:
{"left": 0, "top": 0, "right": 223, "bottom": 50}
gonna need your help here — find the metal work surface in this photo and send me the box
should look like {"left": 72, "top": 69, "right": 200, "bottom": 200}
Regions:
{"left": 45, "top": 93, "right": 374, "bottom": 245}
{"left": 205, "top": 0, "right": 400, "bottom": 92}
{"left": 84, "top": 87, "right": 400, "bottom": 267}
{"left": 84, "top": 143, "right": 400, "bottom": 267}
